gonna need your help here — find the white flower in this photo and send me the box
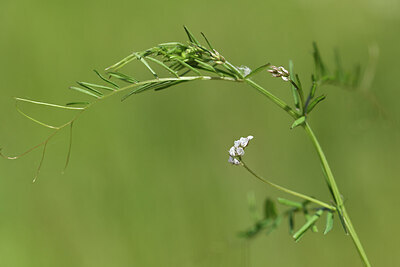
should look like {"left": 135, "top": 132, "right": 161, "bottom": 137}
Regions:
{"left": 228, "top": 135, "right": 254, "bottom": 165}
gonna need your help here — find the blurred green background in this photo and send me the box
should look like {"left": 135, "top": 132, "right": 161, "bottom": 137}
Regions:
{"left": 1, "top": 0, "right": 399, "bottom": 266}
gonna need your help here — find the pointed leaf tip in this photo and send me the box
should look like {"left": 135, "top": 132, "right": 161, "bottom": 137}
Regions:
{"left": 324, "top": 212, "right": 334, "bottom": 235}
{"left": 291, "top": 116, "right": 306, "bottom": 129}
{"left": 93, "top": 70, "right": 119, "bottom": 89}
{"left": 246, "top": 63, "right": 271, "bottom": 78}
{"left": 183, "top": 26, "right": 200, "bottom": 45}
{"left": 200, "top": 32, "right": 214, "bottom": 51}
{"left": 306, "top": 95, "right": 326, "bottom": 114}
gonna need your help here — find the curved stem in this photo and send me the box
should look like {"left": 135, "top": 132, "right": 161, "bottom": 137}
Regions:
{"left": 242, "top": 79, "right": 370, "bottom": 266}
{"left": 303, "top": 122, "right": 371, "bottom": 267}
{"left": 245, "top": 79, "right": 298, "bottom": 119}
{"left": 240, "top": 161, "right": 336, "bottom": 211}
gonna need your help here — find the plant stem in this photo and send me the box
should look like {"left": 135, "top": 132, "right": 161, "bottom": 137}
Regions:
{"left": 243, "top": 79, "right": 370, "bottom": 266}
{"left": 245, "top": 79, "right": 298, "bottom": 119}
{"left": 302, "top": 122, "right": 371, "bottom": 267}
{"left": 240, "top": 161, "right": 336, "bottom": 211}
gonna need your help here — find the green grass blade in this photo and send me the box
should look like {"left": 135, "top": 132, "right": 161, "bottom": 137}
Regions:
{"left": 154, "top": 80, "right": 187, "bottom": 91}
{"left": 78, "top": 82, "right": 114, "bottom": 91}
{"left": 183, "top": 26, "right": 200, "bottom": 45}
{"left": 65, "top": 102, "right": 90, "bottom": 107}
{"left": 93, "top": 70, "right": 120, "bottom": 89}
{"left": 246, "top": 63, "right": 270, "bottom": 78}
{"left": 306, "top": 95, "right": 326, "bottom": 114}
{"left": 193, "top": 59, "right": 219, "bottom": 75}
{"left": 137, "top": 81, "right": 183, "bottom": 93}
{"left": 310, "top": 80, "right": 317, "bottom": 98}
{"left": 76, "top": 82, "right": 104, "bottom": 96}
{"left": 195, "top": 65, "right": 237, "bottom": 78}
{"left": 146, "top": 57, "right": 179, "bottom": 77}
{"left": 15, "top": 97, "right": 85, "bottom": 110}
{"left": 121, "top": 84, "right": 154, "bottom": 101}
{"left": 121, "top": 82, "right": 171, "bottom": 101}
{"left": 289, "top": 60, "right": 300, "bottom": 110}
{"left": 69, "top": 86, "right": 101, "bottom": 99}
{"left": 16, "top": 105, "right": 59, "bottom": 129}
{"left": 295, "top": 74, "right": 303, "bottom": 91}
{"left": 158, "top": 42, "right": 185, "bottom": 47}
{"left": 105, "top": 53, "right": 136, "bottom": 72}
{"left": 174, "top": 58, "right": 202, "bottom": 75}
{"left": 169, "top": 61, "right": 185, "bottom": 72}
{"left": 200, "top": 32, "right": 214, "bottom": 50}
{"left": 107, "top": 72, "right": 139, "bottom": 84}
{"left": 136, "top": 54, "right": 158, "bottom": 78}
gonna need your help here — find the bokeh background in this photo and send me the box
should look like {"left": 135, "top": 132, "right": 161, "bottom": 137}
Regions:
{"left": 1, "top": 0, "right": 399, "bottom": 266}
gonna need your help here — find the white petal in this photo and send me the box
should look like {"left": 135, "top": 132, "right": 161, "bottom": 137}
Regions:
{"left": 228, "top": 156, "right": 240, "bottom": 165}
{"left": 236, "top": 147, "right": 245, "bottom": 156}
{"left": 280, "top": 67, "right": 289, "bottom": 75}
{"left": 281, "top": 76, "right": 289, "bottom": 82}
{"left": 229, "top": 146, "right": 237, "bottom": 157}
{"left": 247, "top": 135, "right": 254, "bottom": 140}
{"left": 234, "top": 140, "right": 241, "bottom": 148}
{"left": 233, "top": 158, "right": 241, "bottom": 165}
{"left": 239, "top": 137, "right": 249, "bottom": 147}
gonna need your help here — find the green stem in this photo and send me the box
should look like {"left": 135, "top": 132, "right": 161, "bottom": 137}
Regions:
{"left": 303, "top": 122, "right": 371, "bottom": 267}
{"left": 243, "top": 79, "right": 370, "bottom": 266}
{"left": 241, "top": 161, "right": 336, "bottom": 211}
{"left": 245, "top": 79, "right": 298, "bottom": 119}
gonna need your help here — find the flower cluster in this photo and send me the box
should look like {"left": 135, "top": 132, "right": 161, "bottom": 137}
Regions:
{"left": 268, "top": 65, "right": 290, "bottom": 81}
{"left": 228, "top": 135, "right": 254, "bottom": 165}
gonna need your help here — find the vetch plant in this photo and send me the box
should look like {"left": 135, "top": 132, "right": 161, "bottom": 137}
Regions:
{"left": 1, "top": 27, "right": 371, "bottom": 266}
